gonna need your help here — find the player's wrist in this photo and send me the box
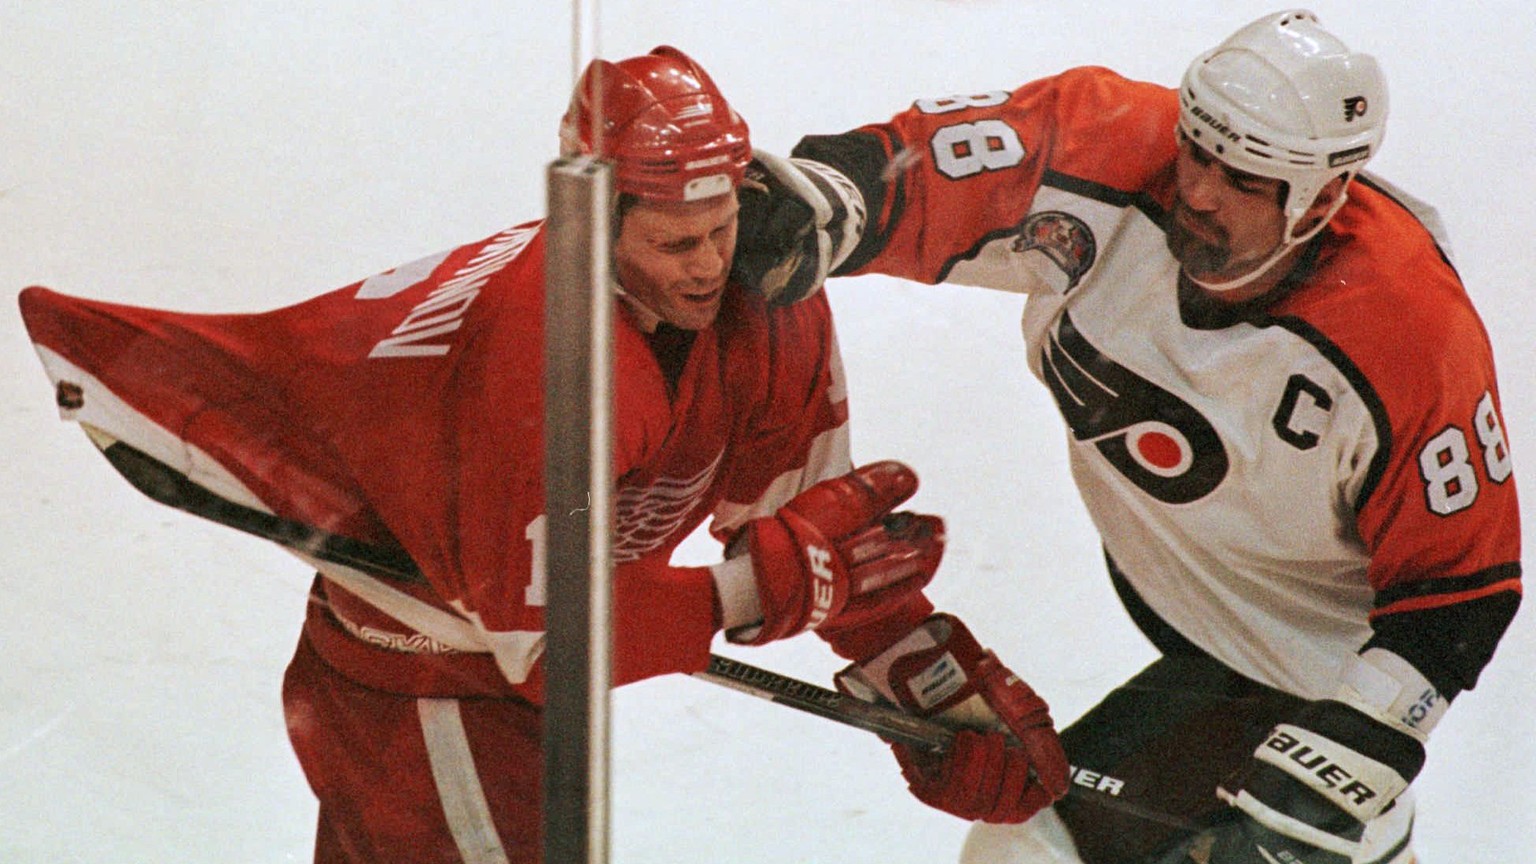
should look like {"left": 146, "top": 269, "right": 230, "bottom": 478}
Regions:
{"left": 1335, "top": 648, "right": 1447, "bottom": 743}
{"left": 709, "top": 555, "right": 763, "bottom": 635}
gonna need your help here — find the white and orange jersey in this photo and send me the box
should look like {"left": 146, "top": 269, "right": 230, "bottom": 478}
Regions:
{"left": 795, "top": 66, "right": 1520, "bottom": 700}
{"left": 20, "top": 219, "right": 852, "bottom": 704}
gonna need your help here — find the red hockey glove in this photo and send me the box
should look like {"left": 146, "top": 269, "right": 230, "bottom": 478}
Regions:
{"left": 836, "top": 614, "right": 1069, "bottom": 823}
{"left": 725, "top": 461, "right": 944, "bottom": 646}
{"left": 898, "top": 729, "right": 1055, "bottom": 824}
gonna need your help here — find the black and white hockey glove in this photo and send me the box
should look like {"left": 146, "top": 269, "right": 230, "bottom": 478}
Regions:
{"left": 731, "top": 149, "right": 865, "bottom": 305}
{"left": 1199, "top": 696, "right": 1427, "bottom": 864}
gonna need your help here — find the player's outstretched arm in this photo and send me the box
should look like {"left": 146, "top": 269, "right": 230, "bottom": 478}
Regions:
{"left": 730, "top": 149, "right": 866, "bottom": 305}
{"left": 835, "top": 613, "right": 1071, "bottom": 824}
{"left": 714, "top": 460, "right": 943, "bottom": 646}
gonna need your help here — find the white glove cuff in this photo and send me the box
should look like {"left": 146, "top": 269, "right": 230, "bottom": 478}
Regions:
{"left": 841, "top": 618, "right": 946, "bottom": 705}
{"left": 1218, "top": 788, "right": 1361, "bottom": 859}
{"left": 711, "top": 555, "right": 764, "bottom": 638}
{"left": 788, "top": 156, "right": 867, "bottom": 273}
{"left": 1335, "top": 648, "right": 1445, "bottom": 744}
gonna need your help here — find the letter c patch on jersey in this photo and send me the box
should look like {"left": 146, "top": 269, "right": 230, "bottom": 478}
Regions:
{"left": 1272, "top": 373, "right": 1334, "bottom": 450}
{"left": 1042, "top": 312, "right": 1228, "bottom": 503}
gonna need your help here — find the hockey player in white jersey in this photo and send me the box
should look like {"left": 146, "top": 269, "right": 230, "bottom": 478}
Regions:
{"left": 731, "top": 10, "right": 1521, "bottom": 864}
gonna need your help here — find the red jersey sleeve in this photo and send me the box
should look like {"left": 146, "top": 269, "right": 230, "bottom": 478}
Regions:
{"left": 707, "top": 289, "right": 853, "bottom": 541}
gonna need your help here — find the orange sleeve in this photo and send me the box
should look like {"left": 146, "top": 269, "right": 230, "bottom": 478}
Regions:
{"left": 794, "top": 66, "right": 1179, "bottom": 283}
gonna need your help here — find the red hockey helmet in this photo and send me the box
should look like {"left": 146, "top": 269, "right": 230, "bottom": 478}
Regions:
{"left": 559, "top": 46, "right": 751, "bottom": 202}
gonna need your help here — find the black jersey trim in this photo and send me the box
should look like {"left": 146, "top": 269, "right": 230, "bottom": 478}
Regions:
{"left": 934, "top": 223, "right": 1037, "bottom": 285}
{"left": 1105, "top": 551, "right": 1215, "bottom": 660}
{"left": 1373, "top": 561, "right": 1523, "bottom": 610}
{"left": 1042, "top": 170, "right": 1169, "bottom": 225}
{"left": 1364, "top": 564, "right": 1522, "bottom": 698}
{"left": 1354, "top": 173, "right": 1458, "bottom": 275}
{"left": 1175, "top": 239, "right": 1323, "bottom": 331}
{"left": 1261, "top": 315, "right": 1394, "bottom": 514}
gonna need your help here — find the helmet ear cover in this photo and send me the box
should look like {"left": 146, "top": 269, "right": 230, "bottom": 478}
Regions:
{"left": 560, "top": 46, "right": 751, "bottom": 202}
{"left": 1176, "top": 9, "right": 1387, "bottom": 240}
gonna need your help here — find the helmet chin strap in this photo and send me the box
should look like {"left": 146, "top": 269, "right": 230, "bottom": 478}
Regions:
{"left": 1187, "top": 189, "right": 1348, "bottom": 294}
{"left": 1185, "top": 234, "right": 1302, "bottom": 293}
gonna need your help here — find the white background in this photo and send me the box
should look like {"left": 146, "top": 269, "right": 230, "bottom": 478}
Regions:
{"left": 2, "top": 1, "right": 1532, "bottom": 861}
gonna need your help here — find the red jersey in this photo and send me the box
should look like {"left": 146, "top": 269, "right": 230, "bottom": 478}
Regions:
{"left": 794, "top": 67, "right": 1520, "bottom": 700}
{"left": 20, "top": 219, "right": 851, "bottom": 703}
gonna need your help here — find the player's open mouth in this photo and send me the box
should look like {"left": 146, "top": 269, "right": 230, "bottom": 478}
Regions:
{"left": 683, "top": 286, "right": 723, "bottom": 304}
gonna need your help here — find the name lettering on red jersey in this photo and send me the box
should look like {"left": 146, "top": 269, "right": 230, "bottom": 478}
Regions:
{"left": 368, "top": 225, "right": 539, "bottom": 358}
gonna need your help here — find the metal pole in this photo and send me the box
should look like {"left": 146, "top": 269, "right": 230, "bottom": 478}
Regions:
{"left": 542, "top": 154, "right": 613, "bottom": 864}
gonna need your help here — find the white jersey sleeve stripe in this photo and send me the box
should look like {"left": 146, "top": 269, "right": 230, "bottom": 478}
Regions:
{"left": 418, "top": 698, "right": 513, "bottom": 864}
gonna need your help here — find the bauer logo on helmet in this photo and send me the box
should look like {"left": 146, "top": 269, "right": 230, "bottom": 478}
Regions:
{"left": 1328, "top": 145, "right": 1372, "bottom": 169}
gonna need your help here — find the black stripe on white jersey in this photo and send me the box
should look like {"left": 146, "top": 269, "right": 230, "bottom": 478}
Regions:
{"left": 1365, "top": 561, "right": 1522, "bottom": 698}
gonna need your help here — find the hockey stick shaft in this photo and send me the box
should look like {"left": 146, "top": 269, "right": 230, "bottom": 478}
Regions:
{"left": 94, "top": 431, "right": 1200, "bottom": 829}
{"left": 88, "top": 426, "right": 423, "bottom": 582}
{"left": 699, "top": 654, "right": 954, "bottom": 750}
{"left": 698, "top": 657, "right": 1199, "bottom": 831}
{"left": 91, "top": 432, "right": 954, "bottom": 750}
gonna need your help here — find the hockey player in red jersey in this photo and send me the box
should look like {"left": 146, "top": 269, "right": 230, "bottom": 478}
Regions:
{"left": 19, "top": 46, "right": 1069, "bottom": 862}
{"left": 732, "top": 10, "right": 1520, "bottom": 864}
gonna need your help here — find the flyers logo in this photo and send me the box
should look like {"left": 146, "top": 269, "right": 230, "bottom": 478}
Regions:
{"left": 1343, "top": 95, "right": 1370, "bottom": 122}
{"left": 1042, "top": 313, "right": 1228, "bottom": 503}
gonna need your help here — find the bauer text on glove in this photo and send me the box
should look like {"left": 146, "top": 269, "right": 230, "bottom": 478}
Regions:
{"left": 712, "top": 460, "right": 944, "bottom": 645}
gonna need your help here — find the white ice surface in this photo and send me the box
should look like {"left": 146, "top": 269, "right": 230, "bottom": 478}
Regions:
{"left": 1, "top": 2, "right": 1532, "bottom": 861}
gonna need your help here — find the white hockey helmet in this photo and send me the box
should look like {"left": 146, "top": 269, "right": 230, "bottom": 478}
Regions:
{"left": 1178, "top": 10, "right": 1388, "bottom": 243}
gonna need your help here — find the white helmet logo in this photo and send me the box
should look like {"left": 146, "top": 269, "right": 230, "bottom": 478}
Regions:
{"left": 682, "top": 173, "right": 733, "bottom": 201}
